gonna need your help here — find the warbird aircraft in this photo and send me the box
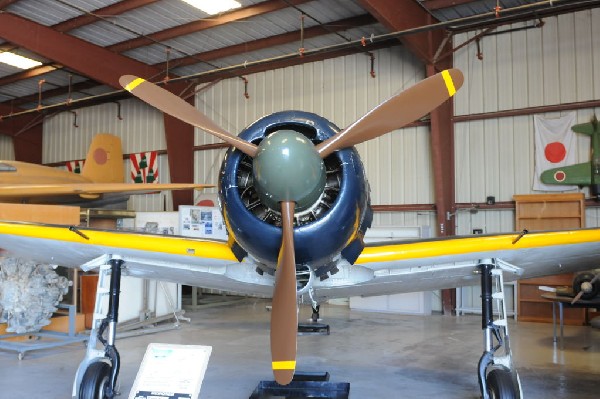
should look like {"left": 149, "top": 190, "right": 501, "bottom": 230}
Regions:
{"left": 540, "top": 115, "right": 600, "bottom": 198}
{"left": 2, "top": 69, "right": 600, "bottom": 399}
{"left": 0, "top": 133, "right": 209, "bottom": 206}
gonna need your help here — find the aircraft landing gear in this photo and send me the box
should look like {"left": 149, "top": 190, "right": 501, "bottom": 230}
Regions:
{"left": 477, "top": 259, "right": 522, "bottom": 399}
{"left": 73, "top": 257, "right": 124, "bottom": 399}
{"left": 298, "top": 291, "right": 329, "bottom": 335}
{"left": 311, "top": 304, "right": 320, "bottom": 323}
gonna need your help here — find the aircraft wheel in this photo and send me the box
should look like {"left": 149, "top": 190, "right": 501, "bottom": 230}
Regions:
{"left": 79, "top": 361, "right": 111, "bottom": 399}
{"left": 486, "top": 368, "right": 517, "bottom": 399}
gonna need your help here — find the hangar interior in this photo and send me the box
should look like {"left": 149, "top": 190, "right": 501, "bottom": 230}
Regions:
{"left": 0, "top": 1, "right": 599, "bottom": 398}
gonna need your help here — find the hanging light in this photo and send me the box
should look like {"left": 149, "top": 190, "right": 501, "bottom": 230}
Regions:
{"left": 0, "top": 52, "right": 42, "bottom": 69}
{"left": 182, "top": 0, "right": 242, "bottom": 15}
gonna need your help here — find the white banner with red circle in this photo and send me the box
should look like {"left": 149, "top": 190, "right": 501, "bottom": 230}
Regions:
{"left": 533, "top": 112, "right": 577, "bottom": 191}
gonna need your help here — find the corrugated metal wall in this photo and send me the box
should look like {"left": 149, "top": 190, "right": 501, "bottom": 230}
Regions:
{"left": 454, "top": 9, "right": 600, "bottom": 233}
{"left": 0, "top": 134, "right": 14, "bottom": 160}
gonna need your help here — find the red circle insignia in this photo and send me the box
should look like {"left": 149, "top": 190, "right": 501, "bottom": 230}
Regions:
{"left": 93, "top": 148, "right": 108, "bottom": 165}
{"left": 553, "top": 170, "right": 566, "bottom": 182}
{"left": 544, "top": 142, "right": 566, "bottom": 163}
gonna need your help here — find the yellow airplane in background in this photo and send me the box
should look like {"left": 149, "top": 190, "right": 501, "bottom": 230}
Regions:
{"left": 0, "top": 133, "right": 209, "bottom": 206}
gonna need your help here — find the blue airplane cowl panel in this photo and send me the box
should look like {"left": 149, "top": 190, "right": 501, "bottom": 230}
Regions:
{"left": 219, "top": 111, "right": 371, "bottom": 267}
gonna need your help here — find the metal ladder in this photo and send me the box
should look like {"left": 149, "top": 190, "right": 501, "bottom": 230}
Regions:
{"left": 488, "top": 266, "right": 513, "bottom": 370}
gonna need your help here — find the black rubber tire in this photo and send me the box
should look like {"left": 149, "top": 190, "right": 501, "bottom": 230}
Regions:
{"left": 79, "top": 361, "right": 111, "bottom": 399}
{"left": 573, "top": 273, "right": 599, "bottom": 300}
{"left": 486, "top": 368, "right": 517, "bottom": 399}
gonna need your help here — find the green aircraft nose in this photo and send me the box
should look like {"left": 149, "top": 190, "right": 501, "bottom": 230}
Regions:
{"left": 253, "top": 130, "right": 326, "bottom": 212}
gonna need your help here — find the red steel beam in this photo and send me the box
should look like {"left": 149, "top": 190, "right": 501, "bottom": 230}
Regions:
{"left": 0, "top": 0, "right": 19, "bottom": 9}
{"left": 0, "top": 103, "right": 44, "bottom": 163}
{"left": 358, "top": 0, "right": 445, "bottom": 65}
{"left": 0, "top": 65, "right": 60, "bottom": 86}
{"left": 0, "top": 14, "right": 374, "bottom": 107}
{"left": 52, "top": 0, "right": 160, "bottom": 32}
{"left": 0, "top": 13, "right": 160, "bottom": 88}
{"left": 422, "top": 0, "right": 477, "bottom": 11}
{"left": 107, "top": 0, "right": 312, "bottom": 53}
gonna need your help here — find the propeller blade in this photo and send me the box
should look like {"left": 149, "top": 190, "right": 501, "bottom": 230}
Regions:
{"left": 570, "top": 290, "right": 584, "bottom": 305}
{"left": 120, "top": 75, "right": 258, "bottom": 158}
{"left": 316, "top": 68, "right": 464, "bottom": 158}
{"left": 270, "top": 201, "right": 298, "bottom": 385}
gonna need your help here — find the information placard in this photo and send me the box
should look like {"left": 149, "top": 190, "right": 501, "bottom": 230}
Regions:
{"left": 129, "top": 343, "right": 212, "bottom": 399}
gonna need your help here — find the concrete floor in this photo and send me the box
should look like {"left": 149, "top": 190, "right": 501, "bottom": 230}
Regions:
{"left": 0, "top": 299, "right": 598, "bottom": 398}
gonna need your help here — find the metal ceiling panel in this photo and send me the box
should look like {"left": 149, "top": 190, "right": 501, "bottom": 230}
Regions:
{"left": 67, "top": 0, "right": 271, "bottom": 48}
{"left": 170, "top": 24, "right": 388, "bottom": 78}
{"left": 123, "top": 0, "right": 377, "bottom": 67}
{"left": 420, "top": 0, "right": 533, "bottom": 22}
{"left": 0, "top": 63, "right": 21, "bottom": 79}
{"left": 6, "top": 0, "right": 86, "bottom": 25}
{"left": 69, "top": 20, "right": 140, "bottom": 46}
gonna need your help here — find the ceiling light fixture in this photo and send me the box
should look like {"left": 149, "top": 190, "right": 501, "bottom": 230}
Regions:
{"left": 0, "top": 52, "right": 42, "bottom": 69}
{"left": 182, "top": 0, "right": 242, "bottom": 15}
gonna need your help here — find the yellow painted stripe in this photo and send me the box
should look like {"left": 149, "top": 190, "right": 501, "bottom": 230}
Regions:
{"left": 124, "top": 77, "right": 145, "bottom": 92}
{"left": 272, "top": 360, "right": 296, "bottom": 370}
{"left": 0, "top": 221, "right": 237, "bottom": 261}
{"left": 357, "top": 229, "right": 600, "bottom": 265}
{"left": 441, "top": 70, "right": 456, "bottom": 97}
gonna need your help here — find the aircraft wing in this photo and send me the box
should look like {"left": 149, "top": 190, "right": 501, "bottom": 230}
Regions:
{"left": 320, "top": 229, "right": 600, "bottom": 299}
{"left": 0, "top": 220, "right": 275, "bottom": 297}
{"left": 539, "top": 162, "right": 591, "bottom": 186}
{"left": 0, "top": 220, "right": 599, "bottom": 300}
{"left": 0, "top": 183, "right": 213, "bottom": 199}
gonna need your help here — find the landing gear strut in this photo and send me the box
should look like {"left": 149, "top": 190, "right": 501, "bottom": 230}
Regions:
{"left": 477, "top": 259, "right": 522, "bottom": 399}
{"left": 73, "top": 257, "right": 124, "bottom": 399}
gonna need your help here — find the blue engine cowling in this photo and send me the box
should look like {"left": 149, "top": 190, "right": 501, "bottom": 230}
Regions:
{"left": 218, "top": 110, "right": 372, "bottom": 271}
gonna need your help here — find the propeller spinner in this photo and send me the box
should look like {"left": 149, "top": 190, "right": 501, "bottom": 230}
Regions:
{"left": 120, "top": 68, "right": 464, "bottom": 385}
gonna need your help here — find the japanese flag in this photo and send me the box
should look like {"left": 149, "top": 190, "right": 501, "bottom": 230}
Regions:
{"left": 533, "top": 112, "right": 576, "bottom": 191}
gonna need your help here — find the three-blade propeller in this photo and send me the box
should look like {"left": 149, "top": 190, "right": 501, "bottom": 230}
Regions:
{"left": 120, "top": 68, "right": 464, "bottom": 385}
{"left": 571, "top": 274, "right": 599, "bottom": 304}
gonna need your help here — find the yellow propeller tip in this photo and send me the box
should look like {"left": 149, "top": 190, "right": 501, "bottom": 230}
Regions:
{"left": 121, "top": 76, "right": 145, "bottom": 92}
{"left": 272, "top": 360, "right": 296, "bottom": 370}
{"left": 441, "top": 70, "right": 458, "bottom": 97}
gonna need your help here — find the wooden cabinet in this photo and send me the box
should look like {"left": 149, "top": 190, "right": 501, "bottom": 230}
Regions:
{"left": 517, "top": 274, "right": 586, "bottom": 325}
{"left": 514, "top": 193, "right": 585, "bottom": 231}
{"left": 514, "top": 193, "right": 587, "bottom": 324}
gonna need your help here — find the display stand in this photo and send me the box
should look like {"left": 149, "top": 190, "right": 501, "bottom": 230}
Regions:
{"left": 250, "top": 372, "right": 349, "bottom": 399}
{"left": 0, "top": 304, "right": 87, "bottom": 359}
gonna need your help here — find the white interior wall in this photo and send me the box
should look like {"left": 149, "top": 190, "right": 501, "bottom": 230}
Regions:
{"left": 0, "top": 135, "right": 14, "bottom": 160}
{"left": 454, "top": 9, "right": 600, "bottom": 234}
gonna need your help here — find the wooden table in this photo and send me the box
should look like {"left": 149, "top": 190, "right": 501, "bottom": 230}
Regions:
{"left": 541, "top": 293, "right": 600, "bottom": 344}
